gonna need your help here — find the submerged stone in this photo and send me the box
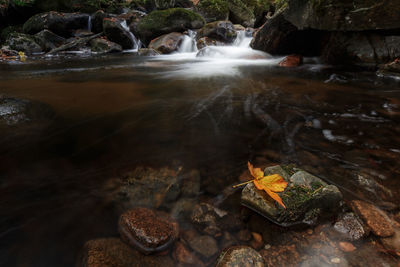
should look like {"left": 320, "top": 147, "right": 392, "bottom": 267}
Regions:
{"left": 334, "top": 212, "right": 369, "bottom": 241}
{"left": 216, "top": 246, "right": 264, "bottom": 267}
{"left": 118, "top": 207, "right": 179, "bottom": 254}
{"left": 241, "top": 165, "right": 343, "bottom": 227}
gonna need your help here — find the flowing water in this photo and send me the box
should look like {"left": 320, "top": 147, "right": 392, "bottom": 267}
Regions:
{"left": 0, "top": 32, "right": 400, "bottom": 266}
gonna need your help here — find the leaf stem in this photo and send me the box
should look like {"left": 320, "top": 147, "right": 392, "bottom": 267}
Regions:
{"left": 232, "top": 179, "right": 255, "bottom": 188}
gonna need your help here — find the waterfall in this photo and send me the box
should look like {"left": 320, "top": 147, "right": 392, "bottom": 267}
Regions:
{"left": 120, "top": 20, "right": 141, "bottom": 51}
{"left": 178, "top": 30, "right": 198, "bottom": 53}
{"left": 233, "top": 30, "right": 253, "bottom": 48}
{"left": 87, "top": 15, "right": 92, "bottom": 32}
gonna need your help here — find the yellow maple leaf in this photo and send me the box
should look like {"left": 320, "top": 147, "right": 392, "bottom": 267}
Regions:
{"left": 248, "top": 162, "right": 288, "bottom": 209}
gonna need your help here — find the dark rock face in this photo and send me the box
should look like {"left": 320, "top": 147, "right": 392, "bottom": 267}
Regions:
{"left": 216, "top": 246, "right": 264, "bottom": 267}
{"left": 136, "top": 8, "right": 205, "bottom": 44}
{"left": 79, "top": 238, "right": 174, "bottom": 267}
{"left": 23, "top": 11, "right": 90, "bottom": 37}
{"left": 90, "top": 10, "right": 112, "bottom": 34}
{"left": 197, "top": 21, "right": 237, "bottom": 43}
{"left": 34, "top": 29, "right": 66, "bottom": 52}
{"left": 103, "top": 18, "right": 136, "bottom": 49}
{"left": 241, "top": 165, "right": 343, "bottom": 227}
{"left": 226, "top": 0, "right": 255, "bottom": 27}
{"left": 118, "top": 208, "right": 179, "bottom": 254}
{"left": 321, "top": 33, "right": 400, "bottom": 66}
{"left": 285, "top": 0, "right": 400, "bottom": 31}
{"left": 148, "top": 32, "right": 185, "bottom": 54}
{"left": 250, "top": 13, "right": 323, "bottom": 56}
{"left": 5, "top": 32, "right": 42, "bottom": 54}
{"left": 90, "top": 37, "right": 122, "bottom": 53}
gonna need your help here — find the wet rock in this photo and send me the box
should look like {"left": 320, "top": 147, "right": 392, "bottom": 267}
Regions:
{"left": 279, "top": 54, "right": 303, "bottom": 67}
{"left": 195, "top": 0, "right": 229, "bottom": 23}
{"left": 285, "top": 0, "right": 400, "bottom": 31}
{"left": 260, "top": 244, "right": 300, "bottom": 267}
{"left": 79, "top": 238, "right": 174, "bottom": 267}
{"left": 91, "top": 10, "right": 112, "bottom": 34}
{"left": 23, "top": 11, "right": 90, "bottom": 37}
{"left": 34, "top": 30, "right": 66, "bottom": 52}
{"left": 377, "top": 58, "right": 400, "bottom": 79}
{"left": 190, "top": 203, "right": 242, "bottom": 236}
{"left": 250, "top": 12, "right": 322, "bottom": 56}
{"left": 197, "top": 21, "right": 237, "bottom": 43}
{"left": 137, "top": 48, "right": 160, "bottom": 56}
{"left": 226, "top": 0, "right": 255, "bottom": 27}
{"left": 148, "top": 32, "right": 185, "bottom": 54}
{"left": 339, "top": 242, "right": 356, "bottom": 252}
{"left": 196, "top": 37, "right": 224, "bottom": 49}
{"left": 250, "top": 232, "right": 263, "bottom": 250}
{"left": 216, "top": 246, "right": 264, "bottom": 267}
{"left": 136, "top": 8, "right": 205, "bottom": 44}
{"left": 72, "top": 29, "right": 94, "bottom": 38}
{"left": 321, "top": 33, "right": 400, "bottom": 65}
{"left": 333, "top": 212, "right": 369, "bottom": 241}
{"left": 380, "top": 228, "right": 400, "bottom": 256}
{"left": 103, "top": 18, "right": 137, "bottom": 50}
{"left": 118, "top": 207, "right": 179, "bottom": 254}
{"left": 173, "top": 241, "right": 203, "bottom": 266}
{"left": 220, "top": 232, "right": 238, "bottom": 249}
{"left": 241, "top": 165, "right": 343, "bottom": 227}
{"left": 237, "top": 229, "right": 252, "bottom": 242}
{"left": 5, "top": 32, "right": 42, "bottom": 54}
{"left": 170, "top": 198, "right": 198, "bottom": 220}
{"left": 113, "top": 166, "right": 181, "bottom": 212}
{"left": 188, "top": 235, "right": 219, "bottom": 258}
{"left": 346, "top": 242, "right": 399, "bottom": 267}
{"left": 351, "top": 200, "right": 394, "bottom": 237}
{"left": 90, "top": 37, "right": 122, "bottom": 54}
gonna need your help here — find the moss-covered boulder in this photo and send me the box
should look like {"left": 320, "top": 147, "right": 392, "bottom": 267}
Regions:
{"left": 148, "top": 32, "right": 184, "bottom": 54}
{"left": 195, "top": 0, "right": 229, "bottom": 23}
{"left": 33, "top": 29, "right": 66, "bottom": 51}
{"left": 23, "top": 11, "right": 90, "bottom": 37}
{"left": 226, "top": 0, "right": 255, "bottom": 27}
{"left": 90, "top": 37, "right": 122, "bottom": 53}
{"left": 285, "top": 0, "right": 400, "bottom": 31}
{"left": 241, "top": 165, "right": 343, "bottom": 227}
{"left": 197, "top": 20, "right": 237, "bottom": 43}
{"left": 5, "top": 32, "right": 42, "bottom": 54}
{"left": 136, "top": 8, "right": 205, "bottom": 44}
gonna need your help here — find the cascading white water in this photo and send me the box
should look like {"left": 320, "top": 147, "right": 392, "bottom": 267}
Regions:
{"left": 87, "top": 15, "right": 92, "bottom": 32}
{"left": 120, "top": 20, "right": 141, "bottom": 51}
{"left": 233, "top": 30, "right": 253, "bottom": 47}
{"left": 178, "top": 30, "right": 198, "bottom": 53}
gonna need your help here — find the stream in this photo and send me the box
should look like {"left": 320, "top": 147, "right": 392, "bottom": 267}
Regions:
{"left": 0, "top": 31, "right": 400, "bottom": 266}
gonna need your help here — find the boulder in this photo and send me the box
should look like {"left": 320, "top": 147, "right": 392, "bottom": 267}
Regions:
{"left": 216, "top": 246, "right": 264, "bottom": 267}
{"left": 34, "top": 29, "right": 66, "bottom": 52}
{"left": 226, "top": 0, "right": 255, "bottom": 27}
{"left": 5, "top": 32, "right": 42, "bottom": 54}
{"left": 103, "top": 17, "right": 138, "bottom": 50}
{"left": 78, "top": 238, "right": 174, "bottom": 267}
{"left": 250, "top": 12, "right": 322, "bottom": 56}
{"left": 195, "top": 0, "right": 229, "bottom": 23}
{"left": 118, "top": 208, "right": 179, "bottom": 254}
{"left": 241, "top": 165, "right": 343, "bottom": 226}
{"left": 23, "top": 11, "right": 90, "bottom": 37}
{"left": 136, "top": 8, "right": 205, "bottom": 44}
{"left": 90, "top": 10, "right": 112, "bottom": 34}
{"left": 148, "top": 32, "right": 185, "bottom": 54}
{"left": 285, "top": 0, "right": 400, "bottom": 31}
{"left": 278, "top": 54, "right": 303, "bottom": 67}
{"left": 137, "top": 48, "right": 160, "bottom": 56}
{"left": 196, "top": 37, "right": 225, "bottom": 49}
{"left": 90, "top": 37, "right": 122, "bottom": 53}
{"left": 321, "top": 33, "right": 400, "bottom": 66}
{"left": 197, "top": 20, "right": 237, "bottom": 43}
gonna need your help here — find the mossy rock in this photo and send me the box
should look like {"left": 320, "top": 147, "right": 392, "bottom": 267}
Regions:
{"left": 226, "top": 0, "right": 255, "bottom": 27}
{"left": 6, "top": 32, "right": 42, "bottom": 54}
{"left": 241, "top": 165, "right": 343, "bottom": 227}
{"left": 197, "top": 20, "right": 237, "bottom": 43}
{"left": 1, "top": 24, "right": 22, "bottom": 42}
{"left": 136, "top": 8, "right": 205, "bottom": 44}
{"left": 196, "top": 0, "right": 229, "bottom": 23}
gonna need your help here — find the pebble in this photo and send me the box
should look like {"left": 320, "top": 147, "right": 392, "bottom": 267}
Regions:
{"left": 173, "top": 241, "right": 203, "bottom": 266}
{"left": 330, "top": 257, "right": 341, "bottom": 264}
{"left": 188, "top": 235, "right": 219, "bottom": 259}
{"left": 339, "top": 242, "right": 356, "bottom": 252}
{"left": 118, "top": 207, "right": 179, "bottom": 254}
{"left": 216, "top": 246, "right": 264, "bottom": 267}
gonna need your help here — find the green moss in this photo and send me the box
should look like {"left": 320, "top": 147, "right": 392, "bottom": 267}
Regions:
{"left": 1, "top": 25, "right": 22, "bottom": 42}
{"left": 197, "top": 0, "right": 229, "bottom": 21}
{"left": 280, "top": 164, "right": 297, "bottom": 176}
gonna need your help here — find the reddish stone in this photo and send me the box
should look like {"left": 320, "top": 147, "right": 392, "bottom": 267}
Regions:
{"left": 279, "top": 55, "right": 303, "bottom": 67}
{"left": 174, "top": 242, "right": 203, "bottom": 266}
{"left": 339, "top": 242, "right": 356, "bottom": 252}
{"left": 351, "top": 200, "right": 394, "bottom": 237}
{"left": 118, "top": 207, "right": 179, "bottom": 254}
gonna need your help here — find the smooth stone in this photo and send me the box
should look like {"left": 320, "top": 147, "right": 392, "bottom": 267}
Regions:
{"left": 148, "top": 32, "right": 185, "bottom": 54}
{"left": 118, "top": 207, "right": 179, "bottom": 254}
{"left": 279, "top": 54, "right": 303, "bottom": 67}
{"left": 333, "top": 212, "right": 369, "bottom": 241}
{"left": 351, "top": 200, "right": 394, "bottom": 237}
{"left": 188, "top": 235, "right": 219, "bottom": 258}
{"left": 216, "top": 246, "right": 264, "bottom": 267}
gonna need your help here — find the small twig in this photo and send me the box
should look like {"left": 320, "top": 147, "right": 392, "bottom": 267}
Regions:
{"left": 232, "top": 180, "right": 255, "bottom": 188}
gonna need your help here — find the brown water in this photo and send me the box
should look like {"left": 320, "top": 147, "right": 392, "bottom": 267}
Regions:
{"left": 0, "top": 53, "right": 400, "bottom": 266}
